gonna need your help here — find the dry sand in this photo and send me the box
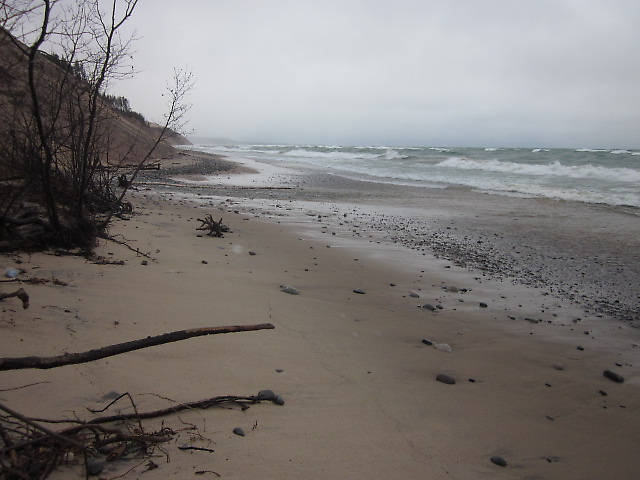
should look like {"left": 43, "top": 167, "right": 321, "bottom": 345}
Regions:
{"left": 1, "top": 172, "right": 639, "bottom": 479}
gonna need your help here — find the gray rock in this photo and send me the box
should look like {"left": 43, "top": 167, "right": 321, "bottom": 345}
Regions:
{"left": 436, "top": 373, "right": 456, "bottom": 385}
{"left": 249, "top": 251, "right": 257, "bottom": 256}
{"left": 274, "top": 395, "right": 285, "bottom": 405}
{"left": 447, "top": 286, "right": 459, "bottom": 293}
{"left": 421, "top": 338, "right": 433, "bottom": 346}
{"left": 552, "top": 364, "right": 565, "bottom": 371}
{"left": 86, "top": 458, "right": 105, "bottom": 476}
{"left": 141, "top": 260, "right": 148, "bottom": 266}
{"left": 4, "top": 268, "right": 20, "bottom": 279}
{"left": 479, "top": 302, "right": 488, "bottom": 308}
{"left": 525, "top": 317, "right": 540, "bottom": 324}
{"left": 490, "top": 456, "right": 507, "bottom": 467}
{"left": 603, "top": 369, "right": 624, "bottom": 383}
{"left": 257, "top": 389, "right": 277, "bottom": 401}
{"left": 409, "top": 291, "right": 420, "bottom": 298}
{"left": 353, "top": 288, "right": 366, "bottom": 294}
{"left": 233, "top": 427, "right": 245, "bottom": 437}
{"left": 421, "top": 303, "right": 436, "bottom": 311}
{"left": 280, "top": 285, "right": 300, "bottom": 295}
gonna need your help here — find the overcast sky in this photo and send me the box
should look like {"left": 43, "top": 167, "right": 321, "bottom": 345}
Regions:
{"left": 114, "top": 0, "right": 640, "bottom": 147}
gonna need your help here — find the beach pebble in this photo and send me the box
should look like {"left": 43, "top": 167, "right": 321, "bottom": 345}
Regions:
{"left": 421, "top": 303, "right": 436, "bottom": 311}
{"left": 434, "top": 343, "right": 453, "bottom": 353}
{"left": 436, "top": 373, "right": 456, "bottom": 385}
{"left": 140, "top": 260, "right": 148, "bottom": 266}
{"left": 257, "top": 389, "right": 277, "bottom": 401}
{"left": 490, "top": 456, "right": 508, "bottom": 467}
{"left": 603, "top": 370, "right": 624, "bottom": 383}
{"left": 249, "top": 251, "right": 257, "bottom": 256}
{"left": 86, "top": 458, "right": 105, "bottom": 476}
{"left": 275, "top": 368, "right": 284, "bottom": 373}
{"left": 201, "top": 260, "right": 208, "bottom": 264}
{"left": 447, "top": 286, "right": 459, "bottom": 292}
{"left": 421, "top": 338, "right": 433, "bottom": 346}
{"left": 280, "top": 285, "right": 300, "bottom": 295}
{"left": 479, "top": 302, "right": 488, "bottom": 308}
{"left": 525, "top": 317, "right": 540, "bottom": 324}
{"left": 4, "top": 268, "right": 20, "bottom": 279}
{"left": 552, "top": 364, "right": 565, "bottom": 371}
{"left": 233, "top": 427, "right": 245, "bottom": 437}
{"left": 274, "top": 395, "right": 285, "bottom": 405}
{"left": 353, "top": 288, "right": 366, "bottom": 294}
{"left": 409, "top": 291, "right": 420, "bottom": 298}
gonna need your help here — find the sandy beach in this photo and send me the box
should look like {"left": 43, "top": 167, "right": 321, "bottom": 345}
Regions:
{"left": 1, "top": 151, "right": 639, "bottom": 479}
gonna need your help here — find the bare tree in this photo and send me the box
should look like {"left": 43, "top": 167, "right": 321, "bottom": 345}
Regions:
{"left": 0, "top": 0, "right": 192, "bottom": 249}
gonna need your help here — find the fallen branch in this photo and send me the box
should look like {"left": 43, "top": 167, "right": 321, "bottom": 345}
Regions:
{"left": 0, "top": 288, "right": 29, "bottom": 309}
{"left": 0, "top": 324, "right": 275, "bottom": 371}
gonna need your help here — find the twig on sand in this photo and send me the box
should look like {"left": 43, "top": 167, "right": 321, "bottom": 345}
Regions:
{"left": 0, "top": 288, "right": 29, "bottom": 309}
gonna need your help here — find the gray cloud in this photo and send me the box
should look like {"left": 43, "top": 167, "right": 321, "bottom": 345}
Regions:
{"left": 115, "top": 0, "right": 640, "bottom": 147}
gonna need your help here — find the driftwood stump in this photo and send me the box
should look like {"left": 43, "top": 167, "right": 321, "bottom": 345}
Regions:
{"left": 196, "top": 215, "right": 229, "bottom": 237}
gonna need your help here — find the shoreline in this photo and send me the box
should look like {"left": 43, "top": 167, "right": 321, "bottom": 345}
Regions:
{"left": 138, "top": 149, "right": 640, "bottom": 324}
{"left": 1, "top": 150, "right": 639, "bottom": 479}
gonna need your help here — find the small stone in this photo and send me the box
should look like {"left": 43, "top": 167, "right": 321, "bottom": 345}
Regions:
{"left": 525, "top": 317, "right": 540, "bottom": 324}
{"left": 577, "top": 346, "right": 584, "bottom": 351}
{"left": 389, "top": 283, "right": 396, "bottom": 287}
{"left": 201, "top": 260, "right": 208, "bottom": 264}
{"left": 603, "top": 370, "right": 624, "bottom": 383}
{"left": 479, "top": 302, "right": 488, "bottom": 308}
{"left": 490, "top": 456, "right": 507, "bottom": 467}
{"left": 257, "top": 389, "right": 277, "bottom": 401}
{"left": 598, "top": 389, "right": 608, "bottom": 396}
{"left": 233, "top": 427, "right": 245, "bottom": 436}
{"left": 421, "top": 303, "right": 436, "bottom": 311}
{"left": 447, "top": 286, "right": 459, "bottom": 292}
{"left": 353, "top": 289, "right": 366, "bottom": 294}
{"left": 552, "top": 364, "right": 564, "bottom": 371}
{"left": 468, "top": 378, "right": 476, "bottom": 383}
{"left": 421, "top": 338, "right": 433, "bottom": 346}
{"left": 275, "top": 369, "right": 284, "bottom": 373}
{"left": 436, "top": 373, "right": 455, "bottom": 385}
{"left": 86, "top": 458, "right": 105, "bottom": 476}
{"left": 249, "top": 251, "right": 257, "bottom": 256}
{"left": 434, "top": 343, "right": 452, "bottom": 353}
{"left": 409, "top": 291, "right": 420, "bottom": 298}
{"left": 4, "top": 268, "right": 20, "bottom": 279}
{"left": 280, "top": 285, "right": 300, "bottom": 295}
{"left": 274, "top": 395, "right": 285, "bottom": 405}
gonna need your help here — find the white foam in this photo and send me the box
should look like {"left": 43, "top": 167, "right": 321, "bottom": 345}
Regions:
{"left": 435, "top": 157, "right": 640, "bottom": 183}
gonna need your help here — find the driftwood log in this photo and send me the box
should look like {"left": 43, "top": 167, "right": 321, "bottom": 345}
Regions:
{"left": 0, "top": 288, "right": 29, "bottom": 309}
{"left": 0, "top": 324, "right": 274, "bottom": 371}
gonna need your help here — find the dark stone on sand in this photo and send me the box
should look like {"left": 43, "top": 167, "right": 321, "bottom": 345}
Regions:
{"left": 422, "top": 303, "right": 436, "bottom": 311}
{"left": 249, "top": 251, "right": 256, "bottom": 255}
{"left": 276, "top": 368, "right": 284, "bottom": 373}
{"left": 201, "top": 260, "right": 208, "bottom": 264}
{"left": 468, "top": 378, "right": 476, "bottom": 383}
{"left": 436, "top": 373, "right": 455, "bottom": 385}
{"left": 257, "top": 389, "right": 277, "bottom": 401}
{"left": 389, "top": 283, "right": 396, "bottom": 287}
{"left": 552, "top": 364, "right": 565, "bottom": 371}
{"left": 141, "top": 260, "right": 148, "bottom": 266}
{"left": 603, "top": 370, "right": 624, "bottom": 383}
{"left": 447, "top": 286, "right": 459, "bottom": 292}
{"left": 436, "top": 304, "right": 443, "bottom": 309}
{"left": 577, "top": 346, "right": 584, "bottom": 351}
{"left": 490, "top": 456, "right": 507, "bottom": 467}
{"left": 233, "top": 427, "right": 245, "bottom": 437}
{"left": 409, "top": 291, "right": 420, "bottom": 298}
{"left": 479, "top": 302, "right": 488, "bottom": 308}
{"left": 353, "top": 288, "right": 366, "bottom": 294}
{"left": 102, "top": 390, "right": 120, "bottom": 400}
{"left": 525, "top": 317, "right": 540, "bottom": 324}
{"left": 421, "top": 338, "right": 433, "bottom": 346}
{"left": 280, "top": 285, "right": 300, "bottom": 295}
{"left": 274, "top": 395, "right": 285, "bottom": 405}
{"left": 598, "top": 389, "right": 608, "bottom": 396}
{"left": 86, "top": 458, "right": 105, "bottom": 476}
